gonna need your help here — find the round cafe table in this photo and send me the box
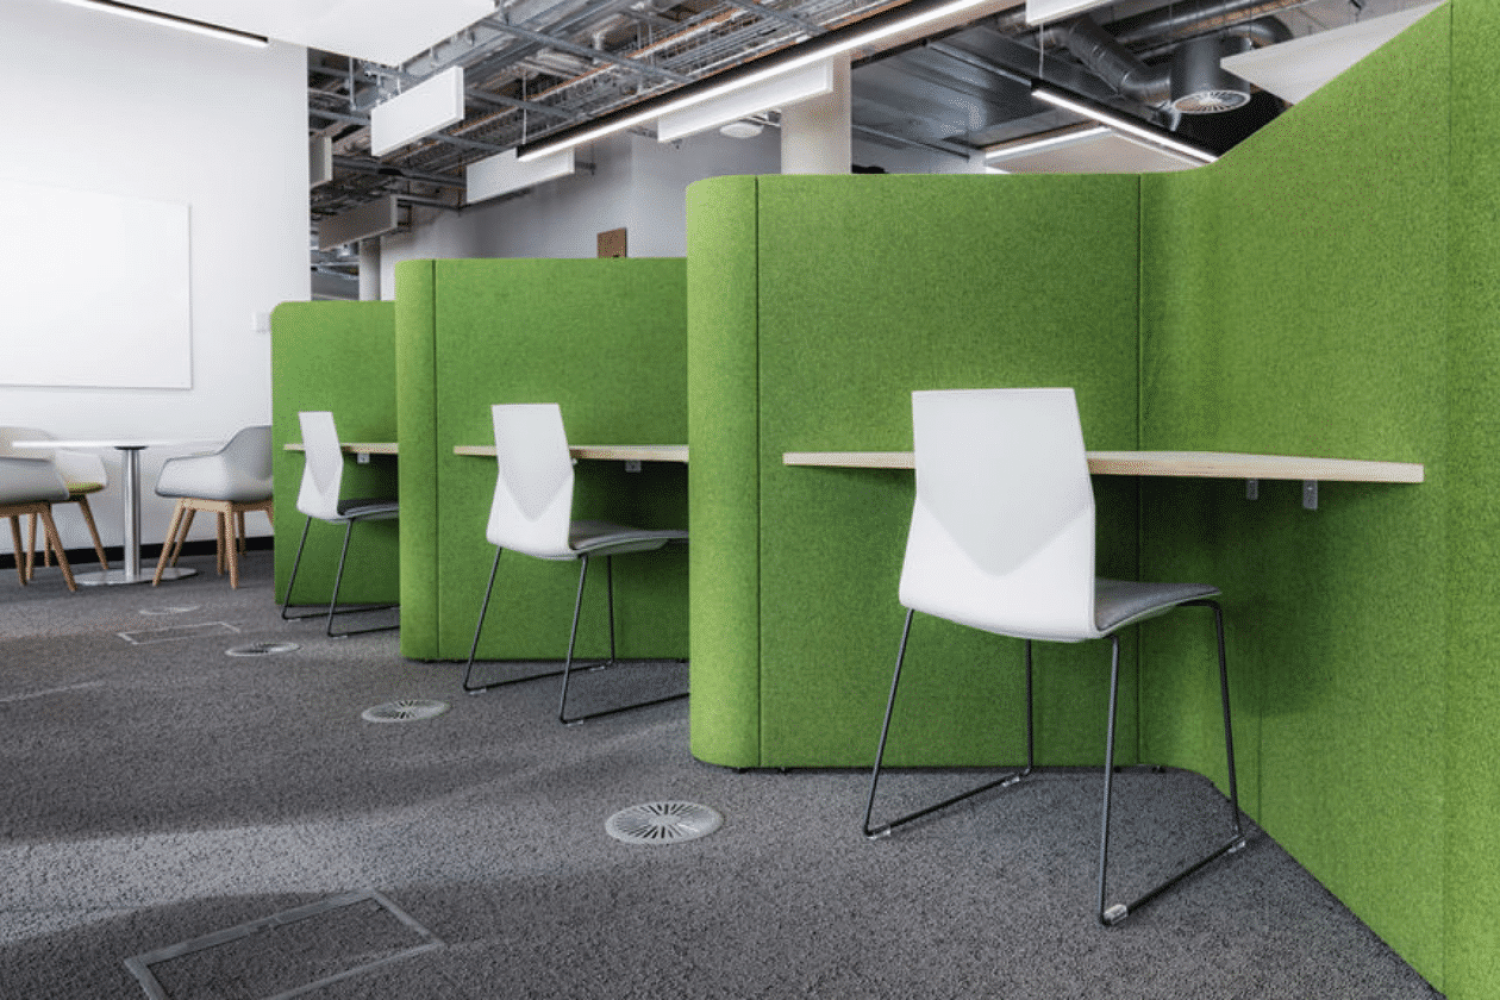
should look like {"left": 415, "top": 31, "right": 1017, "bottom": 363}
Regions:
{"left": 11, "top": 438, "right": 217, "bottom": 586}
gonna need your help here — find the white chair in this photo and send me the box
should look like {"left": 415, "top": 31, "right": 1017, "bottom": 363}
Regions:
{"left": 280, "top": 411, "right": 398, "bottom": 636}
{"left": 861, "top": 387, "right": 1243, "bottom": 925}
{"left": 153, "top": 425, "right": 274, "bottom": 588}
{"left": 0, "top": 427, "right": 109, "bottom": 576}
{"left": 0, "top": 456, "right": 76, "bottom": 592}
{"left": 463, "top": 403, "right": 688, "bottom": 723}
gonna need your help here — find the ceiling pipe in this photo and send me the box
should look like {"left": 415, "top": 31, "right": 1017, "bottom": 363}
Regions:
{"left": 1050, "top": 14, "right": 1171, "bottom": 108}
{"left": 1035, "top": 3, "right": 1293, "bottom": 116}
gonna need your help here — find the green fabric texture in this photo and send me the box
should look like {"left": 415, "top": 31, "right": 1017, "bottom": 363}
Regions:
{"left": 395, "top": 260, "right": 440, "bottom": 657}
{"left": 1446, "top": 1, "right": 1500, "bottom": 997}
{"left": 687, "top": 173, "right": 1143, "bottom": 769}
{"left": 686, "top": 176, "right": 764, "bottom": 766}
{"left": 269, "top": 301, "right": 400, "bottom": 606}
{"left": 1141, "top": 4, "right": 1450, "bottom": 986}
{"left": 394, "top": 258, "right": 689, "bottom": 664}
{"left": 683, "top": 3, "right": 1488, "bottom": 992}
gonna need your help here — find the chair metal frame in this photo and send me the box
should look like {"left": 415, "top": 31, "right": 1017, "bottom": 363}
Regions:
{"left": 279, "top": 412, "right": 398, "bottom": 638}
{"left": 462, "top": 403, "right": 687, "bottom": 724}
{"left": 464, "top": 546, "right": 688, "bottom": 724}
{"left": 862, "top": 387, "right": 1245, "bottom": 926}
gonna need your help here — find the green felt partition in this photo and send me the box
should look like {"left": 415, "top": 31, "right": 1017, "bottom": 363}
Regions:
{"left": 394, "top": 258, "right": 689, "bottom": 665}
{"left": 1446, "top": 2, "right": 1500, "bottom": 996}
{"left": 687, "top": 173, "right": 1144, "bottom": 768}
{"left": 270, "top": 301, "right": 400, "bottom": 607}
{"left": 686, "top": 176, "right": 763, "bottom": 767}
{"left": 683, "top": 3, "right": 1500, "bottom": 993}
{"left": 1141, "top": 3, "right": 1451, "bottom": 984}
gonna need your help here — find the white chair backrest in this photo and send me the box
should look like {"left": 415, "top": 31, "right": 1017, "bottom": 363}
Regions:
{"left": 0, "top": 456, "right": 70, "bottom": 505}
{"left": 156, "top": 425, "right": 273, "bottom": 502}
{"left": 898, "top": 388, "right": 1099, "bottom": 643}
{"left": 0, "top": 426, "right": 106, "bottom": 488}
{"left": 223, "top": 425, "right": 274, "bottom": 484}
{"left": 296, "top": 412, "right": 346, "bottom": 520}
{"left": 487, "top": 403, "right": 576, "bottom": 560}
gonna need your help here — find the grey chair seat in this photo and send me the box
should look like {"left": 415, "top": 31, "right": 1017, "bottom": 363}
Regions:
{"left": 337, "top": 497, "right": 399, "bottom": 519}
{"left": 1094, "top": 578, "right": 1221, "bottom": 635}
{"left": 464, "top": 403, "right": 689, "bottom": 723}
{"left": 569, "top": 519, "right": 688, "bottom": 555}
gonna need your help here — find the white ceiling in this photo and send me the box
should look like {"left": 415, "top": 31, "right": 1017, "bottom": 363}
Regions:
{"left": 111, "top": 0, "right": 498, "bottom": 66}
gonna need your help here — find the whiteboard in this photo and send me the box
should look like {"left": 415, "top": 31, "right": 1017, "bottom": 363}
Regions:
{"left": 0, "top": 180, "right": 192, "bottom": 389}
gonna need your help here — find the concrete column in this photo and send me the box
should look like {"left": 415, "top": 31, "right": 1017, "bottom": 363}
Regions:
{"left": 780, "top": 54, "right": 851, "bottom": 175}
{"left": 358, "top": 239, "right": 381, "bottom": 301}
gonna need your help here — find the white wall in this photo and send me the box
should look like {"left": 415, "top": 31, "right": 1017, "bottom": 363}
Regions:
{"left": 0, "top": 0, "right": 309, "bottom": 554}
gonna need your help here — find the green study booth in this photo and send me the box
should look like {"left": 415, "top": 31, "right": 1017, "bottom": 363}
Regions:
{"left": 271, "top": 258, "right": 690, "bottom": 671}
{"left": 684, "top": 2, "right": 1495, "bottom": 996}
{"left": 268, "top": 3, "right": 1496, "bottom": 993}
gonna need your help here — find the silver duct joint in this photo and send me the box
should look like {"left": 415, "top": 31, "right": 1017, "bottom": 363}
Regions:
{"left": 1057, "top": 15, "right": 1171, "bottom": 108}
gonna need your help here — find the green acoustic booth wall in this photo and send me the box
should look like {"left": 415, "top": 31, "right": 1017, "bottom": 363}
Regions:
{"left": 1447, "top": 2, "right": 1500, "bottom": 997}
{"left": 395, "top": 261, "right": 440, "bottom": 657}
{"left": 394, "top": 258, "right": 689, "bottom": 667}
{"left": 686, "top": 176, "right": 763, "bottom": 767}
{"left": 270, "top": 301, "right": 400, "bottom": 608}
{"left": 1140, "top": 3, "right": 1450, "bottom": 987}
{"left": 687, "top": 173, "right": 1143, "bottom": 769}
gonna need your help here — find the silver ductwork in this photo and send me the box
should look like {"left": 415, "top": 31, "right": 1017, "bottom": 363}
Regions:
{"left": 1046, "top": 5, "right": 1290, "bottom": 116}
{"left": 1055, "top": 15, "right": 1172, "bottom": 108}
{"left": 1169, "top": 35, "right": 1251, "bottom": 113}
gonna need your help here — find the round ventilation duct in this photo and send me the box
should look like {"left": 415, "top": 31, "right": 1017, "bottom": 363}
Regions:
{"left": 1170, "top": 36, "right": 1251, "bottom": 114}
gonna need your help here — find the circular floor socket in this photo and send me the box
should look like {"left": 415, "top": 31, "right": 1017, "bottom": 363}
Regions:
{"left": 605, "top": 802, "right": 723, "bottom": 845}
{"left": 226, "top": 642, "right": 300, "bottom": 657}
{"left": 361, "top": 699, "right": 451, "bottom": 723}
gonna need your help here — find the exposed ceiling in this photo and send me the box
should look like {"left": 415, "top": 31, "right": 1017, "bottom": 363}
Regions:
{"left": 299, "top": 0, "right": 1437, "bottom": 270}
{"left": 53, "top": 0, "right": 1446, "bottom": 278}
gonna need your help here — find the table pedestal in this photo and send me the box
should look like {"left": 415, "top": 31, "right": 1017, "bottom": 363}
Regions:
{"left": 75, "top": 445, "right": 196, "bottom": 587}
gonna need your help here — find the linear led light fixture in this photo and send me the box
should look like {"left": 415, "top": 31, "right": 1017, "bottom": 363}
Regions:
{"left": 52, "top": 0, "right": 269, "bottom": 47}
{"left": 985, "top": 125, "right": 1109, "bottom": 161}
{"left": 1031, "top": 83, "right": 1218, "bottom": 164}
{"left": 517, "top": 0, "right": 999, "bottom": 162}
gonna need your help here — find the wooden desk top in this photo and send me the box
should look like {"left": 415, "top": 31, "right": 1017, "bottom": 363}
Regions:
{"left": 782, "top": 450, "right": 1424, "bottom": 483}
{"left": 456, "top": 444, "right": 689, "bottom": 463}
{"left": 284, "top": 442, "right": 398, "bottom": 455}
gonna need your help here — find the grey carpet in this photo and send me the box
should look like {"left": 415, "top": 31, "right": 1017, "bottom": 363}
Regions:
{"left": 0, "top": 553, "right": 1442, "bottom": 999}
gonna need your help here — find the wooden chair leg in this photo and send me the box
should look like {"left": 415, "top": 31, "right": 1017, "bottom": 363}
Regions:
{"left": 153, "top": 500, "right": 188, "bottom": 586}
{"left": 214, "top": 511, "right": 228, "bottom": 576}
{"left": 75, "top": 496, "right": 109, "bottom": 570}
{"left": 36, "top": 508, "right": 75, "bottom": 592}
{"left": 172, "top": 507, "right": 197, "bottom": 569}
{"left": 226, "top": 509, "right": 242, "bottom": 589}
{"left": 8, "top": 515, "right": 24, "bottom": 586}
{"left": 26, "top": 513, "right": 39, "bottom": 581}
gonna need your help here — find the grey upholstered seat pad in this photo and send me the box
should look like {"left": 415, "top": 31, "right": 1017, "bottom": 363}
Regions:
{"left": 336, "top": 496, "right": 399, "bottom": 519}
{"left": 569, "top": 518, "right": 687, "bottom": 555}
{"left": 1094, "top": 577, "right": 1220, "bottom": 635}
